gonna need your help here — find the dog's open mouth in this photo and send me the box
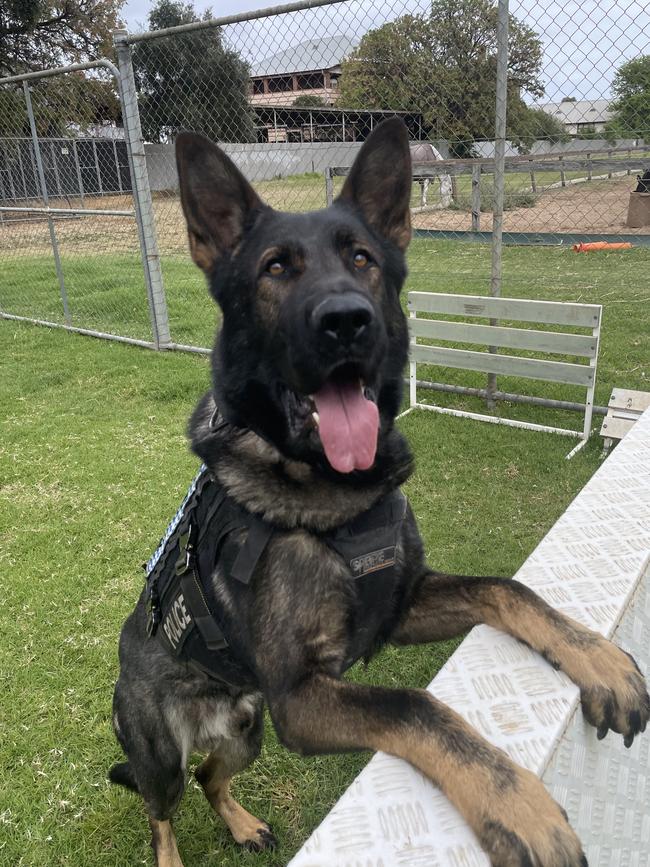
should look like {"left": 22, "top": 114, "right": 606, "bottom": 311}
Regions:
{"left": 285, "top": 366, "right": 379, "bottom": 474}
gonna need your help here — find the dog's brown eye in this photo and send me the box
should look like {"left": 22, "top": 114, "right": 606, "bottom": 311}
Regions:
{"left": 267, "top": 260, "right": 285, "bottom": 276}
{"left": 353, "top": 251, "right": 369, "bottom": 269}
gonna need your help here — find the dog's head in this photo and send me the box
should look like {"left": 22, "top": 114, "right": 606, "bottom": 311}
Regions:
{"left": 176, "top": 119, "right": 412, "bottom": 476}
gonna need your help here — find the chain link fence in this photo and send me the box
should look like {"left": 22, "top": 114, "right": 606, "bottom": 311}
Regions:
{"left": 0, "top": 60, "right": 167, "bottom": 345}
{"left": 1, "top": 0, "right": 648, "bottom": 361}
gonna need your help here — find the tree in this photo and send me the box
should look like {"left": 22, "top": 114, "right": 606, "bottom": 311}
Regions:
{"left": 293, "top": 95, "right": 327, "bottom": 107}
{"left": 337, "top": 0, "right": 545, "bottom": 156}
{"left": 605, "top": 55, "right": 650, "bottom": 141}
{"left": 508, "top": 105, "right": 570, "bottom": 153}
{"left": 0, "top": 0, "right": 123, "bottom": 77}
{"left": 133, "top": 0, "right": 256, "bottom": 143}
{"left": 0, "top": 1, "right": 124, "bottom": 136}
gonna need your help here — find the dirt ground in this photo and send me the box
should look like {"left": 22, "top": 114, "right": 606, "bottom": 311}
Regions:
{"left": 2, "top": 175, "right": 649, "bottom": 260}
{"left": 412, "top": 175, "right": 650, "bottom": 236}
{"left": 0, "top": 193, "right": 187, "bottom": 258}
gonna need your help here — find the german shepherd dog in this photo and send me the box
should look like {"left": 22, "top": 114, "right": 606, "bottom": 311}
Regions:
{"left": 110, "top": 119, "right": 649, "bottom": 866}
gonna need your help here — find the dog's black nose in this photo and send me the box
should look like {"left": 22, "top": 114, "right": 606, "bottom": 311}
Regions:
{"left": 310, "top": 293, "right": 374, "bottom": 349}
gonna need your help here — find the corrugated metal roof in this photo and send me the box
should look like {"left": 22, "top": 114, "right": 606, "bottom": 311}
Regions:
{"left": 250, "top": 35, "right": 357, "bottom": 77}
{"left": 538, "top": 98, "right": 613, "bottom": 125}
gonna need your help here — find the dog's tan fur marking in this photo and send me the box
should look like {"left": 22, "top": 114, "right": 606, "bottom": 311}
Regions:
{"left": 195, "top": 754, "right": 273, "bottom": 848}
{"left": 393, "top": 573, "right": 649, "bottom": 740}
{"left": 193, "top": 394, "right": 405, "bottom": 531}
{"left": 383, "top": 724, "right": 581, "bottom": 867}
{"left": 272, "top": 676, "right": 582, "bottom": 867}
{"left": 149, "top": 818, "right": 184, "bottom": 867}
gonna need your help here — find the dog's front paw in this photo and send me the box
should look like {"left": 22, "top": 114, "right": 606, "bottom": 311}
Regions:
{"left": 574, "top": 639, "right": 649, "bottom": 747}
{"left": 478, "top": 767, "right": 586, "bottom": 867}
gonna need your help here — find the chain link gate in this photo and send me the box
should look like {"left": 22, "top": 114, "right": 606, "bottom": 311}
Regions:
{"left": 0, "top": 60, "right": 170, "bottom": 348}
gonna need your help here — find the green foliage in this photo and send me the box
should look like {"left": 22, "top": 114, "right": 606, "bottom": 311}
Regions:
{"left": 133, "top": 0, "right": 256, "bottom": 143}
{"left": 507, "top": 105, "right": 571, "bottom": 153}
{"left": 0, "top": 1, "right": 123, "bottom": 136}
{"left": 605, "top": 55, "right": 650, "bottom": 141}
{"left": 0, "top": 0, "right": 123, "bottom": 77}
{"left": 337, "top": 0, "right": 544, "bottom": 156}
{"left": 292, "top": 95, "right": 327, "bottom": 107}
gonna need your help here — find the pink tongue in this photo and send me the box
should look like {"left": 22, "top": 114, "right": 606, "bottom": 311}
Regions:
{"left": 312, "top": 378, "right": 379, "bottom": 474}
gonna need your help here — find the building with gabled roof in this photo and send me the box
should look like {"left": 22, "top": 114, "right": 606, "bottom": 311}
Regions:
{"left": 249, "top": 35, "right": 357, "bottom": 107}
{"left": 538, "top": 99, "right": 613, "bottom": 135}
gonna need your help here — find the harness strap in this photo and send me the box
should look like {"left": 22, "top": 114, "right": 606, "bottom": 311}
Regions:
{"left": 179, "top": 572, "right": 228, "bottom": 651}
{"left": 231, "top": 517, "right": 274, "bottom": 585}
{"left": 144, "top": 445, "right": 409, "bottom": 687}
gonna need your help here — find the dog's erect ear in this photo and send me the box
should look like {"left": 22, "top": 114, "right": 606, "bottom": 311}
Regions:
{"left": 175, "top": 132, "right": 265, "bottom": 272}
{"left": 337, "top": 118, "right": 412, "bottom": 251}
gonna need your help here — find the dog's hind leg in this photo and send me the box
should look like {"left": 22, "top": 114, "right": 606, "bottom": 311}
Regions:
{"left": 149, "top": 817, "right": 183, "bottom": 867}
{"left": 195, "top": 693, "right": 276, "bottom": 851}
{"left": 195, "top": 752, "right": 277, "bottom": 851}
{"left": 112, "top": 697, "right": 188, "bottom": 866}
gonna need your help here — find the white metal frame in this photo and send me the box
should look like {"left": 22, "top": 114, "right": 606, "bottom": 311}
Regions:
{"left": 400, "top": 292, "right": 602, "bottom": 459}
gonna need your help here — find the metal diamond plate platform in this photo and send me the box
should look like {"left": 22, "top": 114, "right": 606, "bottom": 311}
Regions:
{"left": 289, "top": 409, "right": 650, "bottom": 867}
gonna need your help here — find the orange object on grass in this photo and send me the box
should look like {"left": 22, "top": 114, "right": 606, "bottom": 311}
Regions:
{"left": 573, "top": 241, "right": 633, "bottom": 252}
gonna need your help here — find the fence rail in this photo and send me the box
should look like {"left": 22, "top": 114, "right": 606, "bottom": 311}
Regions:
{"left": 330, "top": 146, "right": 649, "bottom": 177}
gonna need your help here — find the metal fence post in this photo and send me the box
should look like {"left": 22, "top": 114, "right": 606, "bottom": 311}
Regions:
{"left": 71, "top": 139, "right": 85, "bottom": 206}
{"left": 471, "top": 163, "right": 481, "bottom": 232}
{"left": 487, "top": 0, "right": 509, "bottom": 409}
{"left": 113, "top": 139, "right": 124, "bottom": 193}
{"left": 113, "top": 28, "right": 171, "bottom": 350}
{"left": 92, "top": 139, "right": 103, "bottom": 195}
{"left": 325, "top": 166, "right": 334, "bottom": 206}
{"left": 23, "top": 81, "right": 71, "bottom": 324}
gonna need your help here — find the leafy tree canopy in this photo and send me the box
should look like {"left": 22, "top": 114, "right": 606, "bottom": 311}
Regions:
{"left": 508, "top": 104, "right": 570, "bottom": 153}
{"left": 0, "top": 0, "right": 123, "bottom": 77}
{"left": 338, "top": 0, "right": 547, "bottom": 156}
{"left": 0, "top": 1, "right": 124, "bottom": 136}
{"left": 605, "top": 55, "right": 650, "bottom": 141}
{"left": 133, "top": 0, "right": 256, "bottom": 143}
{"left": 293, "top": 95, "right": 327, "bottom": 107}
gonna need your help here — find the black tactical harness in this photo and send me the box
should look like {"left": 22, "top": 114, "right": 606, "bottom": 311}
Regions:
{"left": 145, "top": 462, "right": 407, "bottom": 687}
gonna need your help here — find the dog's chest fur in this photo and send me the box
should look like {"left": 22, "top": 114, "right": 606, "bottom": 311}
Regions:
{"left": 189, "top": 394, "right": 421, "bottom": 684}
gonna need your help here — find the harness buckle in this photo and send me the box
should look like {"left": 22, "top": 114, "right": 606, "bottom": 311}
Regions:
{"left": 175, "top": 528, "right": 196, "bottom": 576}
{"left": 146, "top": 582, "right": 161, "bottom": 637}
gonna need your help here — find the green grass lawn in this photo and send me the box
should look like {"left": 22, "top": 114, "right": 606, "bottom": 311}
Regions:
{"left": 1, "top": 237, "right": 649, "bottom": 865}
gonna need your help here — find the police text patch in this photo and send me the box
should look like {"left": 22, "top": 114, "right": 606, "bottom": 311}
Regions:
{"left": 162, "top": 592, "right": 193, "bottom": 652}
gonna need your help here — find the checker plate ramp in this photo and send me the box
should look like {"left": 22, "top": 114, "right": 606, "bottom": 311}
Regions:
{"left": 289, "top": 408, "right": 650, "bottom": 867}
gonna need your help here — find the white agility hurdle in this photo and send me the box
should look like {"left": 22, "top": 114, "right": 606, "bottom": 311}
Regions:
{"left": 400, "top": 292, "right": 602, "bottom": 459}
{"left": 290, "top": 407, "right": 650, "bottom": 867}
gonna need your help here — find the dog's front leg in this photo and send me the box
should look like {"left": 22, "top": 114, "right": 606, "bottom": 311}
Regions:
{"left": 392, "top": 572, "right": 650, "bottom": 745}
{"left": 268, "top": 674, "right": 585, "bottom": 866}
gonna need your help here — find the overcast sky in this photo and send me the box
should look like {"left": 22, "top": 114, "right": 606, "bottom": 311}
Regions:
{"left": 120, "top": 0, "right": 650, "bottom": 103}
{"left": 122, "top": 0, "right": 262, "bottom": 31}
